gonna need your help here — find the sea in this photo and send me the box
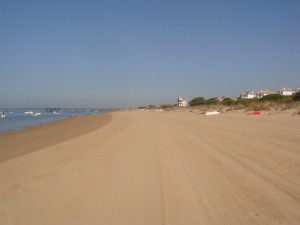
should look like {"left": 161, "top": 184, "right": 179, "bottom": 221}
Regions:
{"left": 0, "top": 109, "right": 105, "bottom": 133}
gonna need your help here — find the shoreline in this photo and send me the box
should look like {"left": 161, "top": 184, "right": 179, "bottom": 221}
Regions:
{"left": 0, "top": 116, "right": 67, "bottom": 135}
{"left": 0, "top": 113, "right": 112, "bottom": 163}
{"left": 0, "top": 113, "right": 101, "bottom": 135}
{"left": 0, "top": 111, "right": 106, "bottom": 134}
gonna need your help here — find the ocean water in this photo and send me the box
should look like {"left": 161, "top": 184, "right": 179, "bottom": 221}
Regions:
{"left": 0, "top": 109, "right": 102, "bottom": 133}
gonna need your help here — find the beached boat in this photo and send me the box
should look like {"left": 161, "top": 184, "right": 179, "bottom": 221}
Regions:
{"left": 205, "top": 111, "right": 220, "bottom": 116}
{"left": 53, "top": 111, "right": 61, "bottom": 115}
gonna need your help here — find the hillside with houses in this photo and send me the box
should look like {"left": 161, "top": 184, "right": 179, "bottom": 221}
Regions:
{"left": 240, "top": 87, "right": 300, "bottom": 99}
{"left": 176, "top": 87, "right": 300, "bottom": 107}
{"left": 139, "top": 87, "right": 300, "bottom": 111}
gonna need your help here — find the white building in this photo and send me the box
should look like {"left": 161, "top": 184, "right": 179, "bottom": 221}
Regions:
{"left": 240, "top": 91, "right": 255, "bottom": 99}
{"left": 279, "top": 87, "right": 293, "bottom": 96}
{"left": 178, "top": 96, "right": 187, "bottom": 107}
{"left": 240, "top": 90, "right": 273, "bottom": 99}
{"left": 254, "top": 90, "right": 274, "bottom": 98}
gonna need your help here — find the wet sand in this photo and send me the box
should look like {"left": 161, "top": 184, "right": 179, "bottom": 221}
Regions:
{"left": 0, "top": 111, "right": 299, "bottom": 225}
{"left": 0, "top": 113, "right": 112, "bottom": 163}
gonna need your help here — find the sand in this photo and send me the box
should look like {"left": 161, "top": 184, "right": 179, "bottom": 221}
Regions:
{"left": 0, "top": 113, "right": 112, "bottom": 163}
{"left": 0, "top": 110, "right": 299, "bottom": 225}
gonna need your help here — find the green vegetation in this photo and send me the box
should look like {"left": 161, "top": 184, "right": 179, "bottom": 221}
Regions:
{"left": 186, "top": 92, "right": 300, "bottom": 113}
{"left": 148, "top": 105, "right": 156, "bottom": 109}
{"left": 145, "top": 92, "right": 300, "bottom": 111}
{"left": 189, "top": 97, "right": 205, "bottom": 106}
{"left": 236, "top": 98, "right": 257, "bottom": 105}
{"left": 260, "top": 94, "right": 284, "bottom": 102}
{"left": 189, "top": 96, "right": 259, "bottom": 107}
{"left": 188, "top": 93, "right": 298, "bottom": 108}
{"left": 205, "top": 98, "right": 218, "bottom": 105}
{"left": 221, "top": 98, "right": 237, "bottom": 106}
{"left": 160, "top": 104, "right": 177, "bottom": 109}
{"left": 293, "top": 92, "right": 300, "bottom": 101}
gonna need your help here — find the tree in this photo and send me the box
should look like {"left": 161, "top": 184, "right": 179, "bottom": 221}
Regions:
{"left": 189, "top": 97, "right": 205, "bottom": 106}
{"left": 148, "top": 105, "right": 156, "bottom": 109}
{"left": 260, "top": 94, "right": 284, "bottom": 102}
{"left": 293, "top": 92, "right": 300, "bottom": 101}
{"left": 222, "top": 98, "right": 236, "bottom": 106}
{"left": 205, "top": 98, "right": 218, "bottom": 105}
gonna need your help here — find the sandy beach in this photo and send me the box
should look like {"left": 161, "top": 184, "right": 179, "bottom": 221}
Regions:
{"left": 0, "top": 110, "right": 299, "bottom": 225}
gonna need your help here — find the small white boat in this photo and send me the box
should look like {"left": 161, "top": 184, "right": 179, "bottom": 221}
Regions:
{"left": 53, "top": 111, "right": 61, "bottom": 115}
{"left": 0, "top": 112, "right": 6, "bottom": 118}
{"left": 205, "top": 111, "right": 220, "bottom": 116}
{"left": 32, "top": 112, "right": 42, "bottom": 117}
{"left": 24, "top": 111, "right": 34, "bottom": 115}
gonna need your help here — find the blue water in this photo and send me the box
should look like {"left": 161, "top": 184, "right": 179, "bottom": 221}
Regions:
{"left": 0, "top": 109, "right": 102, "bottom": 133}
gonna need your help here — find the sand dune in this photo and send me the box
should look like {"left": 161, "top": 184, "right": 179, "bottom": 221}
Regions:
{"left": 0, "top": 111, "right": 299, "bottom": 225}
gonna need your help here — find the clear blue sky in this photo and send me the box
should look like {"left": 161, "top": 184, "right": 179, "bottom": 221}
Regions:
{"left": 1, "top": 0, "right": 299, "bottom": 108}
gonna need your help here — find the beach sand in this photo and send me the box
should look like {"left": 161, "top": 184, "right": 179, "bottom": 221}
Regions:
{"left": 0, "top": 113, "right": 112, "bottom": 163}
{"left": 0, "top": 110, "right": 299, "bottom": 225}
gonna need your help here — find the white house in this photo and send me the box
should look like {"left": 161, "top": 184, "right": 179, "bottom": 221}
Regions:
{"left": 254, "top": 90, "right": 274, "bottom": 98}
{"left": 178, "top": 96, "right": 187, "bottom": 107}
{"left": 240, "top": 91, "right": 255, "bottom": 99}
{"left": 240, "top": 90, "right": 273, "bottom": 99}
{"left": 279, "top": 87, "right": 293, "bottom": 96}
